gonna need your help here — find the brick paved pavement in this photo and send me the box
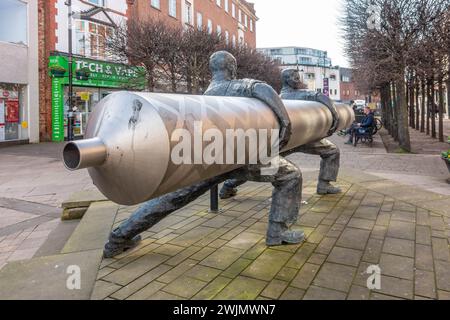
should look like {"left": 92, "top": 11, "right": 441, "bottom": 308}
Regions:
{"left": 90, "top": 169, "right": 450, "bottom": 300}
{"left": 0, "top": 129, "right": 449, "bottom": 281}
{"left": 0, "top": 143, "right": 95, "bottom": 269}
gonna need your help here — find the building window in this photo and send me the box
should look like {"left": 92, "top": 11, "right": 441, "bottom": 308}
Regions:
{"left": 168, "top": 0, "right": 176, "bottom": 17}
{"left": 244, "top": 14, "right": 248, "bottom": 28}
{"left": 197, "top": 12, "right": 203, "bottom": 29}
{"left": 224, "top": 0, "right": 229, "bottom": 12}
{"left": 232, "top": 2, "right": 236, "bottom": 18}
{"left": 217, "top": 25, "right": 222, "bottom": 36}
{"left": 207, "top": 19, "right": 213, "bottom": 34}
{"left": 0, "top": 0, "right": 27, "bottom": 45}
{"left": 75, "top": 20, "right": 113, "bottom": 60}
{"left": 184, "top": 1, "right": 192, "bottom": 25}
{"left": 250, "top": 19, "right": 253, "bottom": 32}
{"left": 232, "top": 34, "right": 236, "bottom": 47}
{"left": 151, "top": 0, "right": 160, "bottom": 9}
{"left": 238, "top": 9, "right": 242, "bottom": 23}
{"left": 225, "top": 30, "right": 229, "bottom": 44}
{"left": 216, "top": 0, "right": 221, "bottom": 7}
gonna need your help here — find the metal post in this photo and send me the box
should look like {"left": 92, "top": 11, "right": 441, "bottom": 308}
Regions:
{"left": 67, "top": 0, "right": 74, "bottom": 141}
{"left": 209, "top": 185, "right": 219, "bottom": 213}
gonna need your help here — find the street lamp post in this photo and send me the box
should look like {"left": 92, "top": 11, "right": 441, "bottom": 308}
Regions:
{"left": 66, "top": 0, "right": 74, "bottom": 141}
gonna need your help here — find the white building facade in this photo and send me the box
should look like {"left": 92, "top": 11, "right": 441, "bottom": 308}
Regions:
{"left": 0, "top": 0, "right": 39, "bottom": 145}
{"left": 258, "top": 46, "right": 341, "bottom": 101}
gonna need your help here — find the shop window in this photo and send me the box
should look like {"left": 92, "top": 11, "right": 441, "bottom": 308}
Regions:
{"left": 0, "top": 0, "right": 27, "bottom": 45}
{"left": 0, "top": 84, "right": 23, "bottom": 142}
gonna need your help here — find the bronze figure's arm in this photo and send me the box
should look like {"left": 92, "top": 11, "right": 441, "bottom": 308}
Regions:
{"left": 252, "top": 82, "right": 292, "bottom": 149}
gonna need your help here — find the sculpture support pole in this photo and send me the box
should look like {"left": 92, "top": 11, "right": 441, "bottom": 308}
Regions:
{"left": 209, "top": 186, "right": 219, "bottom": 213}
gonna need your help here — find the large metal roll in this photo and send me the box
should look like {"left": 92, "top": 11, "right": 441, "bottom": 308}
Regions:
{"left": 63, "top": 92, "right": 354, "bottom": 205}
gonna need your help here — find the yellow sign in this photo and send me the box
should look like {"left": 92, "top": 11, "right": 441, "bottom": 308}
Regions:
{"left": 78, "top": 92, "right": 91, "bottom": 102}
{"left": 21, "top": 121, "right": 28, "bottom": 129}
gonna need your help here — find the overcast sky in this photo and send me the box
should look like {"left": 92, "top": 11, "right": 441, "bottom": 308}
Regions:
{"left": 252, "top": 0, "right": 350, "bottom": 67}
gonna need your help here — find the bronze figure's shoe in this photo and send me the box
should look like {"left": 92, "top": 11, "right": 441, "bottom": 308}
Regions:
{"left": 103, "top": 233, "right": 142, "bottom": 258}
{"left": 219, "top": 187, "right": 238, "bottom": 200}
{"left": 266, "top": 230, "right": 305, "bottom": 246}
{"left": 317, "top": 181, "right": 342, "bottom": 195}
{"left": 266, "top": 222, "right": 305, "bottom": 246}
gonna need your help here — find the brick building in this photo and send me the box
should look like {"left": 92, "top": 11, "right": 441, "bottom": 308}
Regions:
{"left": 127, "top": 0, "right": 257, "bottom": 48}
{"left": 340, "top": 67, "right": 380, "bottom": 105}
{"left": 38, "top": 0, "right": 257, "bottom": 142}
{"left": 339, "top": 67, "right": 364, "bottom": 104}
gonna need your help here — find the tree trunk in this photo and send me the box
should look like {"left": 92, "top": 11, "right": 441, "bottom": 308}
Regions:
{"left": 421, "top": 78, "right": 425, "bottom": 133}
{"left": 431, "top": 76, "right": 436, "bottom": 139}
{"left": 395, "top": 79, "right": 411, "bottom": 151}
{"left": 409, "top": 76, "right": 415, "bottom": 129}
{"left": 447, "top": 78, "right": 450, "bottom": 120}
{"left": 438, "top": 77, "right": 444, "bottom": 142}
{"left": 415, "top": 78, "right": 420, "bottom": 131}
{"left": 426, "top": 78, "right": 431, "bottom": 136}
{"left": 392, "top": 82, "right": 399, "bottom": 141}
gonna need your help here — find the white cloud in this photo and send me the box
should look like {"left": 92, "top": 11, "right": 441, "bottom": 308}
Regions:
{"left": 252, "top": 0, "right": 350, "bottom": 67}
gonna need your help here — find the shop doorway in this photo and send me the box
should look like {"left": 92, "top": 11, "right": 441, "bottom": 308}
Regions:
{"left": 63, "top": 86, "right": 118, "bottom": 138}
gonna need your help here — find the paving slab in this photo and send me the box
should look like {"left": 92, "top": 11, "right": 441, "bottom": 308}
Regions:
{"left": 0, "top": 249, "right": 102, "bottom": 300}
{"left": 61, "top": 202, "right": 119, "bottom": 254}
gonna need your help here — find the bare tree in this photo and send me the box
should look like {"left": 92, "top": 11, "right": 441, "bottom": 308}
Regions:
{"left": 342, "top": 0, "right": 450, "bottom": 151}
{"left": 106, "top": 19, "right": 169, "bottom": 92}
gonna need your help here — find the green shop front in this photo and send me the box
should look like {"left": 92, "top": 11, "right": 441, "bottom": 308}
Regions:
{"left": 49, "top": 55, "right": 145, "bottom": 141}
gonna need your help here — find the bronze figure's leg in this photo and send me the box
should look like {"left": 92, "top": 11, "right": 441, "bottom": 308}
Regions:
{"left": 298, "top": 139, "right": 341, "bottom": 195}
{"left": 104, "top": 175, "right": 226, "bottom": 258}
{"left": 219, "top": 179, "right": 248, "bottom": 199}
{"left": 104, "top": 159, "right": 305, "bottom": 257}
{"left": 230, "top": 158, "right": 305, "bottom": 246}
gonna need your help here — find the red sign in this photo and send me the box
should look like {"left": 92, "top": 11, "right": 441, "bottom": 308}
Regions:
{"left": 2, "top": 90, "right": 9, "bottom": 98}
{"left": 5, "top": 100, "right": 19, "bottom": 123}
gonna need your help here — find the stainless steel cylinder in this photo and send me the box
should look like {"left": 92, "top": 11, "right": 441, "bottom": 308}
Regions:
{"left": 63, "top": 137, "right": 107, "bottom": 170}
{"left": 62, "top": 91, "right": 354, "bottom": 205}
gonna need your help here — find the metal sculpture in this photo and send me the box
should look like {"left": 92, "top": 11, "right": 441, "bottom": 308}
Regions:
{"left": 63, "top": 52, "right": 354, "bottom": 258}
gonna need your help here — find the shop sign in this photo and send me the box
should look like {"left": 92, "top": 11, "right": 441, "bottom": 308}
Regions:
{"left": 0, "top": 89, "right": 19, "bottom": 99}
{"left": 323, "top": 78, "right": 330, "bottom": 97}
{"left": 51, "top": 77, "right": 64, "bottom": 141}
{"left": 49, "top": 55, "right": 146, "bottom": 86}
{"left": 78, "top": 92, "right": 91, "bottom": 102}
